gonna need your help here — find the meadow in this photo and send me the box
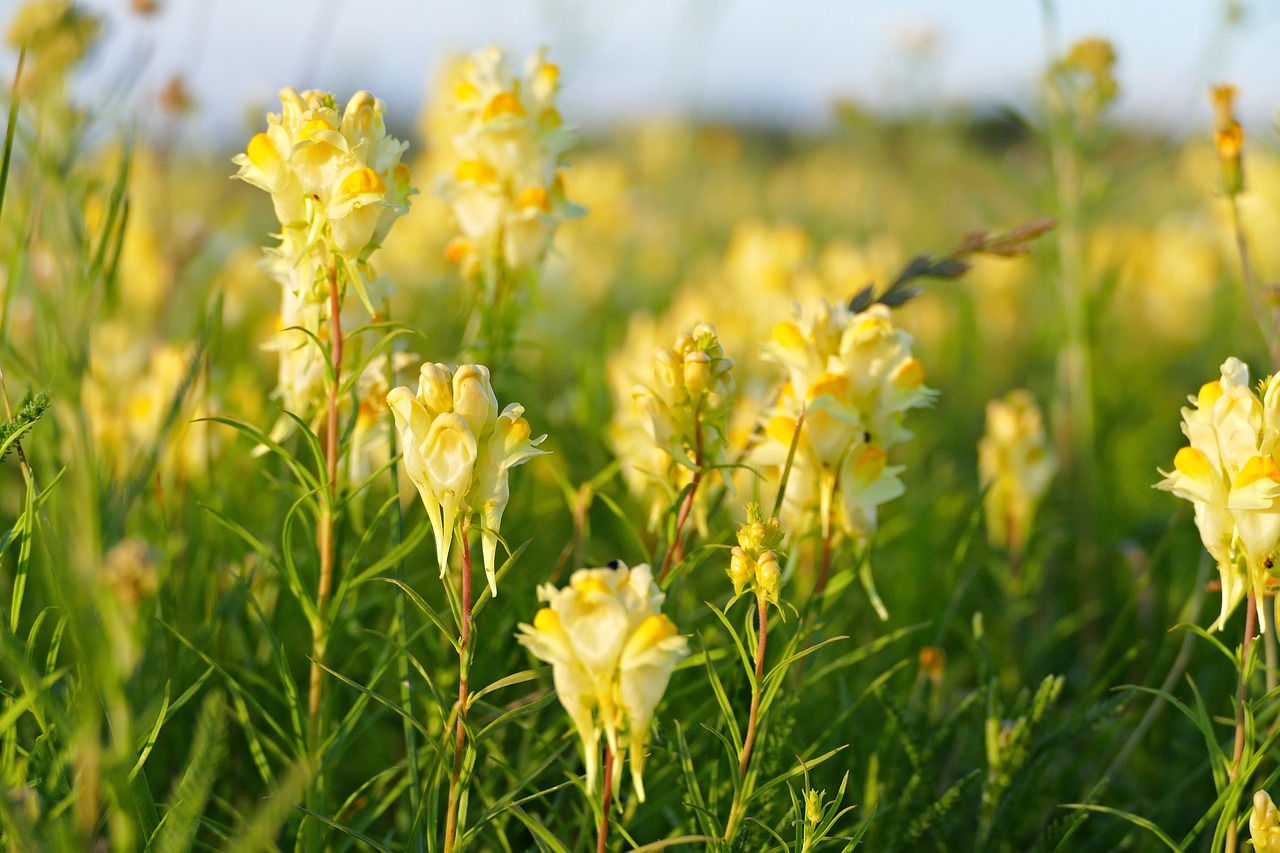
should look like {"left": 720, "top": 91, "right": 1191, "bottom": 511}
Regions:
{"left": 1, "top": 2, "right": 1279, "bottom": 851}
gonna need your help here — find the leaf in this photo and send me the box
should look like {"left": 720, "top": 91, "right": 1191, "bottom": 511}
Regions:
{"left": 295, "top": 808, "right": 395, "bottom": 853}
{"left": 1061, "top": 804, "right": 1182, "bottom": 851}
{"left": 151, "top": 692, "right": 227, "bottom": 853}
{"left": 128, "top": 680, "right": 171, "bottom": 781}
{"left": 505, "top": 805, "right": 572, "bottom": 853}
{"left": 369, "top": 577, "right": 459, "bottom": 651}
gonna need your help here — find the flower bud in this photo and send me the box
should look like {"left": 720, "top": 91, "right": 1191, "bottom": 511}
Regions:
{"left": 728, "top": 547, "right": 753, "bottom": 596}
{"left": 684, "top": 351, "right": 711, "bottom": 397}
{"left": 805, "top": 788, "right": 825, "bottom": 826}
{"left": 756, "top": 550, "right": 781, "bottom": 604}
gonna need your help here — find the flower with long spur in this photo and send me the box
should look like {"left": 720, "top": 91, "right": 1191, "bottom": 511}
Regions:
{"left": 1156, "top": 357, "right": 1280, "bottom": 631}
{"left": 516, "top": 562, "right": 688, "bottom": 800}
{"left": 387, "top": 362, "right": 547, "bottom": 595}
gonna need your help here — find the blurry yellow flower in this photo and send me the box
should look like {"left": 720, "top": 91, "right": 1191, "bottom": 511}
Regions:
{"left": 1156, "top": 357, "right": 1280, "bottom": 630}
{"left": 516, "top": 562, "right": 688, "bottom": 800}
{"left": 388, "top": 362, "right": 547, "bottom": 594}
{"left": 756, "top": 301, "right": 934, "bottom": 541}
{"left": 631, "top": 323, "right": 735, "bottom": 474}
{"left": 82, "top": 328, "right": 218, "bottom": 481}
{"left": 978, "top": 390, "right": 1057, "bottom": 555}
{"left": 1253, "top": 790, "right": 1280, "bottom": 853}
{"left": 1210, "top": 83, "right": 1245, "bottom": 195}
{"left": 438, "top": 46, "right": 582, "bottom": 276}
{"left": 6, "top": 0, "right": 100, "bottom": 97}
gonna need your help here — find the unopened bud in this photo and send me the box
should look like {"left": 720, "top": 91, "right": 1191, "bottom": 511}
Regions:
{"left": 756, "top": 551, "right": 781, "bottom": 604}
{"left": 684, "top": 351, "right": 711, "bottom": 397}
{"left": 654, "top": 348, "right": 681, "bottom": 392}
{"left": 805, "top": 788, "right": 824, "bottom": 826}
{"left": 728, "top": 547, "right": 753, "bottom": 596}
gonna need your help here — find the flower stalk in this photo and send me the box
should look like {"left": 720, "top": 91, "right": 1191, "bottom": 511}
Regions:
{"left": 724, "top": 590, "right": 769, "bottom": 841}
{"left": 597, "top": 743, "right": 614, "bottom": 853}
{"left": 1226, "top": 589, "right": 1259, "bottom": 853}
{"left": 444, "top": 517, "right": 473, "bottom": 853}
{"left": 308, "top": 261, "right": 343, "bottom": 752}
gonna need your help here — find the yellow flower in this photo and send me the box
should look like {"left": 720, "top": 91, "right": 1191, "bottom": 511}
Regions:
{"left": 756, "top": 301, "right": 934, "bottom": 541}
{"left": 388, "top": 362, "right": 547, "bottom": 593}
{"left": 234, "top": 88, "right": 413, "bottom": 269}
{"left": 978, "top": 390, "right": 1057, "bottom": 555}
{"left": 1253, "top": 790, "right": 1280, "bottom": 853}
{"left": 438, "top": 46, "right": 582, "bottom": 275}
{"left": 516, "top": 562, "right": 688, "bottom": 800}
{"left": 1157, "top": 358, "right": 1280, "bottom": 631}
{"left": 631, "top": 323, "right": 736, "bottom": 475}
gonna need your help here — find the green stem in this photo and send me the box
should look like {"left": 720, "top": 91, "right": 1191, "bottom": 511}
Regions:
{"left": 1224, "top": 589, "right": 1258, "bottom": 853}
{"left": 725, "top": 591, "right": 769, "bottom": 842}
{"left": 306, "top": 262, "right": 342, "bottom": 835}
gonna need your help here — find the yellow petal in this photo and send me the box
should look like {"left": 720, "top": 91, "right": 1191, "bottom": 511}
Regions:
{"left": 573, "top": 575, "right": 610, "bottom": 596}
{"left": 1198, "top": 379, "right": 1223, "bottom": 410}
{"left": 1173, "top": 446, "right": 1214, "bottom": 481}
{"left": 1234, "top": 455, "right": 1280, "bottom": 489}
{"left": 339, "top": 167, "right": 386, "bottom": 197}
{"left": 483, "top": 92, "right": 525, "bottom": 120}
{"left": 806, "top": 372, "right": 849, "bottom": 402}
{"left": 515, "top": 186, "right": 552, "bottom": 213}
{"left": 454, "top": 159, "right": 497, "bottom": 184}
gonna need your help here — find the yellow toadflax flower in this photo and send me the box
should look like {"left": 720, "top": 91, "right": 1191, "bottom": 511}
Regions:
{"left": 1156, "top": 357, "right": 1280, "bottom": 631}
{"left": 1254, "top": 790, "right": 1280, "bottom": 852}
{"left": 387, "top": 362, "right": 547, "bottom": 594}
{"left": 755, "top": 300, "right": 935, "bottom": 542}
{"left": 438, "top": 46, "right": 581, "bottom": 277}
{"left": 235, "top": 88, "right": 412, "bottom": 267}
{"left": 978, "top": 390, "right": 1057, "bottom": 555}
{"left": 516, "top": 562, "right": 688, "bottom": 800}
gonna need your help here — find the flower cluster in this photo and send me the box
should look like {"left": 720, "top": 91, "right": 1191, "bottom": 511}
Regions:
{"left": 438, "top": 47, "right": 580, "bottom": 277}
{"left": 756, "top": 301, "right": 935, "bottom": 540}
{"left": 727, "top": 504, "right": 785, "bottom": 607}
{"left": 977, "top": 390, "right": 1057, "bottom": 555}
{"left": 235, "top": 88, "right": 412, "bottom": 271}
{"left": 1156, "top": 357, "right": 1280, "bottom": 631}
{"left": 235, "top": 89, "right": 413, "bottom": 423}
{"left": 517, "top": 562, "right": 688, "bottom": 800}
{"left": 388, "top": 362, "right": 547, "bottom": 594}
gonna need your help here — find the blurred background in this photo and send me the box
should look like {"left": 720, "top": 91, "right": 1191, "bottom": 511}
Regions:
{"left": 8, "top": 0, "right": 1280, "bottom": 144}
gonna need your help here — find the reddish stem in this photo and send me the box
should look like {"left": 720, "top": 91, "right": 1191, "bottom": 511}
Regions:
{"left": 598, "top": 744, "right": 614, "bottom": 853}
{"left": 444, "top": 519, "right": 473, "bottom": 853}
{"left": 658, "top": 409, "right": 705, "bottom": 584}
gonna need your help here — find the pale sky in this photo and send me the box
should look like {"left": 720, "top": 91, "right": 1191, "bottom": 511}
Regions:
{"left": 9, "top": 0, "right": 1280, "bottom": 143}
